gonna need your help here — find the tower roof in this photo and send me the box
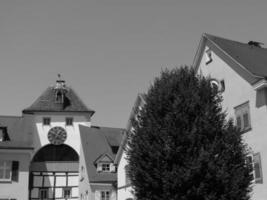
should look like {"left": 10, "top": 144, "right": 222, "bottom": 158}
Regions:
{"left": 23, "top": 80, "right": 95, "bottom": 115}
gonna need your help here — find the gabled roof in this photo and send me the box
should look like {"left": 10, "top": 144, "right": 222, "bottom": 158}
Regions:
{"left": 23, "top": 86, "right": 95, "bottom": 115}
{"left": 193, "top": 33, "right": 267, "bottom": 82}
{"left": 79, "top": 125, "right": 124, "bottom": 183}
{"left": 94, "top": 153, "right": 113, "bottom": 164}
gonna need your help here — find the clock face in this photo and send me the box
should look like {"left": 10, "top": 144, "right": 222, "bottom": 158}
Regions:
{"left": 48, "top": 126, "right": 67, "bottom": 145}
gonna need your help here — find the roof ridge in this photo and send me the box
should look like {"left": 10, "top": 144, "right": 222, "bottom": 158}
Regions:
{"left": 204, "top": 33, "right": 267, "bottom": 50}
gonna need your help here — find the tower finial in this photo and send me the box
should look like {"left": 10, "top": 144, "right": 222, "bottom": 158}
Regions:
{"left": 57, "top": 73, "right": 61, "bottom": 80}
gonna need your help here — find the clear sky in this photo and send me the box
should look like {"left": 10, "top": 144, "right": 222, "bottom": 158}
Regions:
{"left": 0, "top": 0, "right": 267, "bottom": 128}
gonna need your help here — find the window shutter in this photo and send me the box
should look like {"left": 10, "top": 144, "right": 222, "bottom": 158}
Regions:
{"left": 12, "top": 161, "right": 19, "bottom": 182}
{"left": 95, "top": 190, "right": 101, "bottom": 200}
{"left": 110, "top": 164, "right": 116, "bottom": 172}
{"left": 243, "top": 112, "right": 250, "bottom": 129}
{"left": 236, "top": 116, "right": 242, "bottom": 129}
{"left": 253, "top": 153, "right": 263, "bottom": 184}
{"left": 97, "top": 164, "right": 102, "bottom": 172}
{"left": 110, "top": 190, "right": 116, "bottom": 200}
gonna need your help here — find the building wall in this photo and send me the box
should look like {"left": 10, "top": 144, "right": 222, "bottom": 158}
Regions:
{"left": 117, "top": 152, "right": 134, "bottom": 200}
{"left": 117, "top": 94, "right": 145, "bottom": 200}
{"left": 0, "top": 151, "right": 31, "bottom": 200}
{"left": 197, "top": 45, "right": 267, "bottom": 200}
{"left": 78, "top": 141, "right": 92, "bottom": 200}
{"left": 30, "top": 113, "right": 91, "bottom": 155}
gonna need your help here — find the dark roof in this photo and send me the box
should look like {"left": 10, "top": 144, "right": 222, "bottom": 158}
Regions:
{"left": 79, "top": 125, "right": 124, "bottom": 183}
{"left": 23, "top": 86, "right": 95, "bottom": 114}
{"left": 204, "top": 33, "right": 267, "bottom": 78}
{"left": 0, "top": 116, "right": 33, "bottom": 149}
{"left": 0, "top": 141, "right": 33, "bottom": 150}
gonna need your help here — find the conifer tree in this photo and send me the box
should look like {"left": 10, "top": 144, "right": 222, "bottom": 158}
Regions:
{"left": 127, "top": 67, "right": 252, "bottom": 200}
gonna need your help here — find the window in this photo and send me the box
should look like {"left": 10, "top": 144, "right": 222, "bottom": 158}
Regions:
{"left": 43, "top": 118, "right": 51, "bottom": 126}
{"left": 55, "top": 91, "right": 64, "bottom": 103}
{"left": 210, "top": 79, "right": 225, "bottom": 93}
{"left": 66, "top": 117, "right": 73, "bottom": 126}
{"left": 102, "top": 163, "right": 110, "bottom": 172}
{"left": 205, "top": 49, "right": 213, "bottom": 65}
{"left": 63, "top": 187, "right": 71, "bottom": 198}
{"left": 39, "top": 188, "right": 48, "bottom": 199}
{"left": 234, "top": 102, "right": 251, "bottom": 133}
{"left": 0, "top": 127, "right": 10, "bottom": 142}
{"left": 101, "top": 191, "right": 110, "bottom": 200}
{"left": 247, "top": 153, "right": 263, "bottom": 184}
{"left": 0, "top": 161, "right": 12, "bottom": 181}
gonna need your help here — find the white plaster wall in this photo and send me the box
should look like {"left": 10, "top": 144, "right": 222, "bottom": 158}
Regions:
{"left": 32, "top": 113, "right": 91, "bottom": 155}
{"left": 79, "top": 140, "right": 93, "bottom": 200}
{"left": 117, "top": 151, "right": 134, "bottom": 200}
{"left": 198, "top": 46, "right": 267, "bottom": 200}
{"left": 0, "top": 151, "right": 31, "bottom": 200}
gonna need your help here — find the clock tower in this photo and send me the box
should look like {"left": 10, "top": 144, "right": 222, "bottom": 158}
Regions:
{"left": 22, "top": 77, "right": 95, "bottom": 200}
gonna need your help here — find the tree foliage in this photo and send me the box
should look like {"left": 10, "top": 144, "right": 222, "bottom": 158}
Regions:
{"left": 127, "top": 67, "right": 252, "bottom": 200}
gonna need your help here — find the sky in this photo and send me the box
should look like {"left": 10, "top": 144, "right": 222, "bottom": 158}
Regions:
{"left": 0, "top": 0, "right": 267, "bottom": 128}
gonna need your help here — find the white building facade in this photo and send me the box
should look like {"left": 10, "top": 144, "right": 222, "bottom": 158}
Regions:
{"left": 193, "top": 33, "right": 267, "bottom": 200}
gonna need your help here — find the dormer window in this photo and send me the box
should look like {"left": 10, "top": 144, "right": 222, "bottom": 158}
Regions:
{"left": 102, "top": 163, "right": 110, "bottom": 172}
{"left": 95, "top": 154, "right": 115, "bottom": 173}
{"left": 55, "top": 90, "right": 64, "bottom": 103}
{"left": 54, "top": 75, "right": 67, "bottom": 104}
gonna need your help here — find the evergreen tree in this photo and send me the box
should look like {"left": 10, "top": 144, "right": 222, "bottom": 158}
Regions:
{"left": 127, "top": 67, "right": 252, "bottom": 200}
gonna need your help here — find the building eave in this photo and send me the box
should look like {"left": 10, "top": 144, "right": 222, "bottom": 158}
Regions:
{"left": 253, "top": 78, "right": 267, "bottom": 90}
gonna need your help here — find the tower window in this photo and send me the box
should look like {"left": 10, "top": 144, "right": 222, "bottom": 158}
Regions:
{"left": 43, "top": 118, "right": 51, "bottom": 126}
{"left": 66, "top": 117, "right": 73, "bottom": 126}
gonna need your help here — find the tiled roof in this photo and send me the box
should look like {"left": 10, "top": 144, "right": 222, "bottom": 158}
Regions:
{"left": 79, "top": 125, "right": 124, "bottom": 183}
{"left": 204, "top": 33, "right": 267, "bottom": 78}
{"left": 23, "top": 86, "right": 95, "bottom": 114}
{"left": 0, "top": 116, "right": 33, "bottom": 149}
